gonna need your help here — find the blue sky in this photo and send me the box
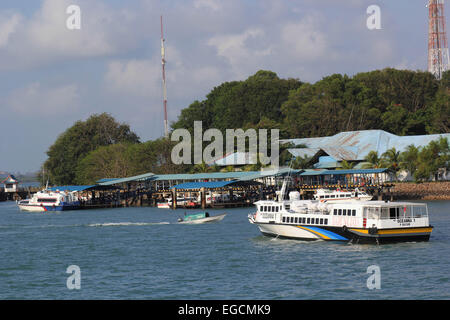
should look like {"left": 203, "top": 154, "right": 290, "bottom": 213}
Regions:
{"left": 0, "top": 0, "right": 445, "bottom": 173}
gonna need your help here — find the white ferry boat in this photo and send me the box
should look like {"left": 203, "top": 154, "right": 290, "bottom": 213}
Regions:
{"left": 248, "top": 187, "right": 433, "bottom": 244}
{"left": 314, "top": 188, "right": 372, "bottom": 202}
{"left": 17, "top": 190, "right": 81, "bottom": 212}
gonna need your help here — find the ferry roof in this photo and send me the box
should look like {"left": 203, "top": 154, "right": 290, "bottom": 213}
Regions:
{"left": 329, "top": 200, "right": 427, "bottom": 207}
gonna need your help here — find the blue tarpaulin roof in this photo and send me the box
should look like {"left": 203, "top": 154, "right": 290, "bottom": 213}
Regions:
{"left": 47, "top": 185, "right": 97, "bottom": 192}
{"left": 172, "top": 180, "right": 262, "bottom": 190}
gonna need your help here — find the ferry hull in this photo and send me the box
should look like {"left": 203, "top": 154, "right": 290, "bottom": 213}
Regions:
{"left": 254, "top": 222, "right": 433, "bottom": 244}
{"left": 18, "top": 204, "right": 80, "bottom": 212}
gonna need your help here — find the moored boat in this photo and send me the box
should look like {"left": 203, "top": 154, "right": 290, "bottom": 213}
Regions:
{"left": 17, "top": 190, "right": 81, "bottom": 212}
{"left": 313, "top": 188, "right": 372, "bottom": 202}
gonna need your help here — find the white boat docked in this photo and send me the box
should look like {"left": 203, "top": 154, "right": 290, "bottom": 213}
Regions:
{"left": 17, "top": 190, "right": 81, "bottom": 212}
{"left": 178, "top": 212, "right": 227, "bottom": 224}
{"left": 313, "top": 188, "right": 372, "bottom": 202}
{"left": 157, "top": 202, "right": 171, "bottom": 209}
{"left": 248, "top": 183, "right": 433, "bottom": 244}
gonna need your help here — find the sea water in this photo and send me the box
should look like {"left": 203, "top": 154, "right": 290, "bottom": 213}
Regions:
{"left": 0, "top": 200, "right": 449, "bottom": 299}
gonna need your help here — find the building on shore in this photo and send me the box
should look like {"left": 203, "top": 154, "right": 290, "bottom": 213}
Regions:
{"left": 1, "top": 174, "right": 19, "bottom": 193}
{"left": 282, "top": 130, "right": 450, "bottom": 181}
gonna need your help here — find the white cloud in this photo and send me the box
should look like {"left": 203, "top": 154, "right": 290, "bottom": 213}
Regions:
{"left": 208, "top": 28, "right": 272, "bottom": 78}
{"left": 280, "top": 16, "right": 329, "bottom": 62}
{"left": 193, "top": 0, "right": 222, "bottom": 11}
{"left": 104, "top": 58, "right": 162, "bottom": 98}
{"left": 0, "top": 12, "right": 21, "bottom": 47}
{"left": 8, "top": 82, "right": 80, "bottom": 115}
{"left": 0, "top": 0, "right": 139, "bottom": 70}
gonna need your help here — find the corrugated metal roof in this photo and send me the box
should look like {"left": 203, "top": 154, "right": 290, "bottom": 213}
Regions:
{"left": 299, "top": 168, "right": 387, "bottom": 176}
{"left": 96, "top": 168, "right": 296, "bottom": 185}
{"left": 98, "top": 173, "right": 155, "bottom": 186}
{"left": 283, "top": 130, "right": 450, "bottom": 161}
{"left": 214, "top": 152, "right": 257, "bottom": 166}
{"left": 287, "top": 148, "right": 319, "bottom": 158}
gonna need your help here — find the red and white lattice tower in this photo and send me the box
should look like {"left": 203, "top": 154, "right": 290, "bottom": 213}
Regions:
{"left": 428, "top": 0, "right": 450, "bottom": 79}
{"left": 161, "top": 15, "right": 169, "bottom": 138}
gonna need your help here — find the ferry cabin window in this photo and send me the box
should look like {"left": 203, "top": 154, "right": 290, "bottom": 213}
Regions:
{"left": 316, "top": 218, "right": 320, "bottom": 224}
{"left": 390, "top": 207, "right": 397, "bottom": 219}
{"left": 282, "top": 217, "right": 285, "bottom": 223}
{"left": 307, "top": 218, "right": 310, "bottom": 224}
{"left": 340, "top": 194, "right": 346, "bottom": 198}
{"left": 302, "top": 217, "right": 306, "bottom": 223}
{"left": 37, "top": 198, "right": 57, "bottom": 203}
{"left": 333, "top": 209, "right": 337, "bottom": 215}
{"left": 343, "top": 209, "right": 347, "bottom": 216}
{"left": 324, "top": 219, "right": 328, "bottom": 225}
{"left": 275, "top": 206, "right": 279, "bottom": 212}
{"left": 264, "top": 206, "right": 267, "bottom": 212}
{"left": 352, "top": 209, "right": 356, "bottom": 216}
{"left": 338, "top": 209, "right": 342, "bottom": 215}
{"left": 295, "top": 217, "right": 298, "bottom": 223}
{"left": 330, "top": 195, "right": 335, "bottom": 198}
{"left": 325, "top": 195, "right": 330, "bottom": 199}
{"left": 320, "top": 218, "right": 323, "bottom": 224}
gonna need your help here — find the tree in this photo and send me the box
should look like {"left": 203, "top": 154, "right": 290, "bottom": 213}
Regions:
{"left": 339, "top": 160, "right": 356, "bottom": 170}
{"left": 399, "top": 145, "right": 419, "bottom": 178}
{"left": 382, "top": 147, "right": 401, "bottom": 180}
{"left": 291, "top": 155, "right": 313, "bottom": 170}
{"left": 44, "top": 113, "right": 139, "bottom": 185}
{"left": 362, "top": 151, "right": 385, "bottom": 169}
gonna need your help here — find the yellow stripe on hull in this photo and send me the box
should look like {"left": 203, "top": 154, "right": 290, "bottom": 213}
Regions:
{"left": 350, "top": 227, "right": 433, "bottom": 235}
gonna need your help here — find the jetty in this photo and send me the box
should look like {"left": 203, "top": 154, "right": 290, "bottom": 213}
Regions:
{"left": 1, "top": 168, "right": 397, "bottom": 209}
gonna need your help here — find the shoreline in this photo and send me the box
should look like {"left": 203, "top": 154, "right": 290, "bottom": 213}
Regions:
{"left": 391, "top": 181, "right": 450, "bottom": 201}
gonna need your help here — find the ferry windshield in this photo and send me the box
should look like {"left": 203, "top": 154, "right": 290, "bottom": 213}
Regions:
{"left": 365, "top": 205, "right": 428, "bottom": 220}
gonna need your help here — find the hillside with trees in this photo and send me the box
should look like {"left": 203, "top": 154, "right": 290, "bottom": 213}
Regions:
{"left": 42, "top": 68, "right": 450, "bottom": 185}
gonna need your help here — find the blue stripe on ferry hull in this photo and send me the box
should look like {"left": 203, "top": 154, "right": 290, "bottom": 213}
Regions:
{"left": 304, "top": 226, "right": 348, "bottom": 241}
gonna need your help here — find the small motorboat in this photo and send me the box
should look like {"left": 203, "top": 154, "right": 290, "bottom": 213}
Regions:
{"left": 178, "top": 212, "right": 227, "bottom": 224}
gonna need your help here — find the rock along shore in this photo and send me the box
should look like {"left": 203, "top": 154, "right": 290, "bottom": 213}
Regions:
{"left": 391, "top": 181, "right": 450, "bottom": 201}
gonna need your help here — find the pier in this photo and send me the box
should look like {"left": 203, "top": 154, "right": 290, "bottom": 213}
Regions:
{"left": 2, "top": 168, "right": 398, "bottom": 208}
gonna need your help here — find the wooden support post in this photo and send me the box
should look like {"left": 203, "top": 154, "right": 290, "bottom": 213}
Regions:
{"left": 201, "top": 187, "right": 206, "bottom": 209}
{"left": 172, "top": 188, "right": 177, "bottom": 209}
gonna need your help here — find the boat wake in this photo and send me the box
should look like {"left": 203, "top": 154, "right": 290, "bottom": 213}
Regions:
{"left": 86, "top": 222, "right": 170, "bottom": 227}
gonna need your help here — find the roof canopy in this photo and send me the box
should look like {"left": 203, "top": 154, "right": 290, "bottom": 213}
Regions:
{"left": 283, "top": 130, "right": 450, "bottom": 161}
{"left": 172, "top": 180, "right": 262, "bottom": 190}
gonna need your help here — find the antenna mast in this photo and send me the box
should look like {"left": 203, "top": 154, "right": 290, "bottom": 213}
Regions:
{"left": 428, "top": 0, "right": 450, "bottom": 79}
{"left": 161, "top": 15, "right": 169, "bottom": 138}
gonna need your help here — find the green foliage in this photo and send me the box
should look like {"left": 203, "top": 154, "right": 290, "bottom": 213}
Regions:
{"left": 396, "top": 138, "right": 449, "bottom": 182}
{"left": 44, "top": 113, "right": 139, "bottom": 185}
{"left": 172, "top": 68, "right": 447, "bottom": 142}
{"left": 171, "top": 70, "right": 302, "bottom": 136}
{"left": 362, "top": 151, "right": 384, "bottom": 169}
{"left": 74, "top": 138, "right": 187, "bottom": 185}
{"left": 339, "top": 160, "right": 356, "bottom": 170}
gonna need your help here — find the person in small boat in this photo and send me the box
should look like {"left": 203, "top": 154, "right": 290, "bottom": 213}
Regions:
{"left": 205, "top": 212, "right": 210, "bottom": 217}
